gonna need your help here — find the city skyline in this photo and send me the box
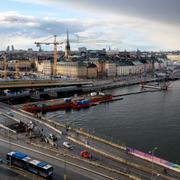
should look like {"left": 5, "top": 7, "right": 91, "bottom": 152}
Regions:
{"left": 0, "top": 0, "right": 180, "bottom": 51}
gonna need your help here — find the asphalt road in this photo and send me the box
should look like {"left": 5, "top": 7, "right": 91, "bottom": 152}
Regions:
{"left": 0, "top": 140, "right": 107, "bottom": 180}
{"left": 0, "top": 165, "right": 29, "bottom": 180}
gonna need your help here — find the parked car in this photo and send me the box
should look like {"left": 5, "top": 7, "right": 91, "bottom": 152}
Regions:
{"left": 63, "top": 142, "right": 73, "bottom": 149}
{"left": 80, "top": 150, "right": 92, "bottom": 159}
{"left": 49, "top": 134, "right": 57, "bottom": 141}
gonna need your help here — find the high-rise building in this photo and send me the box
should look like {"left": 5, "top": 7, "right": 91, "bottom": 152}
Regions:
{"left": 6, "top": 45, "right": 10, "bottom": 52}
{"left": 11, "top": 45, "right": 15, "bottom": 52}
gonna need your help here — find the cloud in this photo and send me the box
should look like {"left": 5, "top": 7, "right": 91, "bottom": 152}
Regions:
{"left": 0, "top": 8, "right": 180, "bottom": 50}
{"left": 11, "top": 0, "right": 180, "bottom": 26}
{"left": 0, "top": 11, "right": 88, "bottom": 49}
{"left": 0, "top": 12, "right": 85, "bottom": 37}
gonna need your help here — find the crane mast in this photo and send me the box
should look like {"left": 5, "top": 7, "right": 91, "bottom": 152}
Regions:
{"left": 35, "top": 35, "right": 63, "bottom": 77}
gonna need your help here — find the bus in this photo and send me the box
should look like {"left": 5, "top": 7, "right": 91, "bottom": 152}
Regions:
{"left": 6, "top": 151, "right": 53, "bottom": 178}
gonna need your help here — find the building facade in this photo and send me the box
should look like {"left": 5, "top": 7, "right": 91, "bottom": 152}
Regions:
{"left": 56, "top": 61, "right": 97, "bottom": 79}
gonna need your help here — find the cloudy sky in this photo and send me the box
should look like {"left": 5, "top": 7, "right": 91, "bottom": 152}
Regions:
{"left": 0, "top": 0, "right": 180, "bottom": 51}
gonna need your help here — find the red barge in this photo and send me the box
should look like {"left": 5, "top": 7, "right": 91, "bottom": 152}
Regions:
{"left": 23, "top": 92, "right": 112, "bottom": 112}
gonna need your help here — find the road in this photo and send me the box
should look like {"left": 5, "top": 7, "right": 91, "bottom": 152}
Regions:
{"left": 0, "top": 139, "right": 114, "bottom": 180}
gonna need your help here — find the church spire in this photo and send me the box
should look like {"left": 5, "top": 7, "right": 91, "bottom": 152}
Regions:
{"left": 65, "top": 29, "right": 71, "bottom": 59}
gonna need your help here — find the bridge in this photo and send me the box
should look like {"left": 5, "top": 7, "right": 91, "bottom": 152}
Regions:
{"left": 0, "top": 79, "right": 93, "bottom": 90}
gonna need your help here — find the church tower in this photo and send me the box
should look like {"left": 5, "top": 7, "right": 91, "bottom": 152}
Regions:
{"left": 65, "top": 30, "right": 71, "bottom": 59}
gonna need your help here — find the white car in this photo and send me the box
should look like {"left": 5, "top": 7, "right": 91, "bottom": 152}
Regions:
{"left": 63, "top": 142, "right": 73, "bottom": 149}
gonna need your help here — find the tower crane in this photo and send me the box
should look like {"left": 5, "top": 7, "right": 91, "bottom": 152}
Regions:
{"left": 35, "top": 35, "right": 63, "bottom": 77}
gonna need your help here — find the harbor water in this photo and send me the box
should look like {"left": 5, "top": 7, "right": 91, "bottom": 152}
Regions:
{"left": 48, "top": 80, "right": 180, "bottom": 163}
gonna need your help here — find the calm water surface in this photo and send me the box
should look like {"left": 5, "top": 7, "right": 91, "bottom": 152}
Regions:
{"left": 48, "top": 80, "right": 180, "bottom": 163}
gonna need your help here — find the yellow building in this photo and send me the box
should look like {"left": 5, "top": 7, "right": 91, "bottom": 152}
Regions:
{"left": 167, "top": 55, "right": 180, "bottom": 61}
{"left": 90, "top": 59, "right": 106, "bottom": 77}
{"left": 87, "top": 64, "right": 98, "bottom": 78}
{"left": 57, "top": 61, "right": 97, "bottom": 79}
{"left": 57, "top": 61, "right": 86, "bottom": 78}
{"left": 8, "top": 60, "right": 32, "bottom": 70}
{"left": 105, "top": 62, "right": 117, "bottom": 77}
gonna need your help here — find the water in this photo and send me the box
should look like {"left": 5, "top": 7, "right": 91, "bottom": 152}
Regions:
{"left": 49, "top": 80, "right": 180, "bottom": 163}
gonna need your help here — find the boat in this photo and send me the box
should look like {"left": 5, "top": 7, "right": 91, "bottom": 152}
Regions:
{"left": 23, "top": 98, "right": 72, "bottom": 112}
{"left": 71, "top": 99, "right": 91, "bottom": 110}
{"left": 87, "top": 92, "right": 113, "bottom": 104}
{"left": 140, "top": 81, "right": 169, "bottom": 91}
{"left": 23, "top": 92, "right": 113, "bottom": 112}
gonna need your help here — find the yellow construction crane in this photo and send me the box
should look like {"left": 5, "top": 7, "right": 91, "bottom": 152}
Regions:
{"left": 35, "top": 35, "right": 63, "bottom": 76}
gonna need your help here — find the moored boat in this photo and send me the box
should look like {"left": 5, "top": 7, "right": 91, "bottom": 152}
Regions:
{"left": 71, "top": 99, "right": 91, "bottom": 110}
{"left": 23, "top": 92, "right": 113, "bottom": 112}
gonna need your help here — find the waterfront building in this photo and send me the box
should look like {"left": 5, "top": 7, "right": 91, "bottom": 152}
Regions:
{"left": 132, "top": 60, "right": 144, "bottom": 74}
{"left": 42, "top": 60, "right": 52, "bottom": 75}
{"left": 35, "top": 60, "right": 43, "bottom": 73}
{"left": 56, "top": 61, "right": 97, "bottom": 79}
{"left": 167, "top": 54, "right": 180, "bottom": 61}
{"left": 105, "top": 62, "right": 117, "bottom": 77}
{"left": 8, "top": 60, "right": 32, "bottom": 71}
{"left": 116, "top": 61, "right": 134, "bottom": 76}
{"left": 35, "top": 60, "right": 52, "bottom": 75}
{"left": 87, "top": 63, "right": 98, "bottom": 78}
{"left": 90, "top": 59, "right": 106, "bottom": 78}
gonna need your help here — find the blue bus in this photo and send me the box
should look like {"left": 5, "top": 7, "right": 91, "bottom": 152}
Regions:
{"left": 6, "top": 151, "right": 53, "bottom": 178}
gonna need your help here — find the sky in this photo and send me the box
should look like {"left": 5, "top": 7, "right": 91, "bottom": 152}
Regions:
{"left": 0, "top": 0, "right": 180, "bottom": 51}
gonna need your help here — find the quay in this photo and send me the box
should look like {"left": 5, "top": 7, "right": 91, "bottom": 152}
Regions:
{"left": 0, "top": 76, "right": 176, "bottom": 102}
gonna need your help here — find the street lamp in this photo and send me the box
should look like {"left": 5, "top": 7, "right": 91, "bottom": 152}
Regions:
{"left": 148, "top": 147, "right": 158, "bottom": 180}
{"left": 64, "top": 152, "right": 67, "bottom": 180}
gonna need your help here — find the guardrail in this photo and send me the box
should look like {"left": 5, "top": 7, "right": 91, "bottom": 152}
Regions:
{"left": 68, "top": 136, "right": 172, "bottom": 180}
{"left": 28, "top": 141, "right": 139, "bottom": 180}
{"left": 128, "top": 147, "right": 180, "bottom": 174}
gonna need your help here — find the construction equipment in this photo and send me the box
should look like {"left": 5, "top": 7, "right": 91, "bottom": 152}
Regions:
{"left": 35, "top": 35, "right": 63, "bottom": 76}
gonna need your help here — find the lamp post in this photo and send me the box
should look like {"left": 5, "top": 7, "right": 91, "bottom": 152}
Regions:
{"left": 64, "top": 152, "right": 67, "bottom": 180}
{"left": 148, "top": 147, "right": 158, "bottom": 180}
